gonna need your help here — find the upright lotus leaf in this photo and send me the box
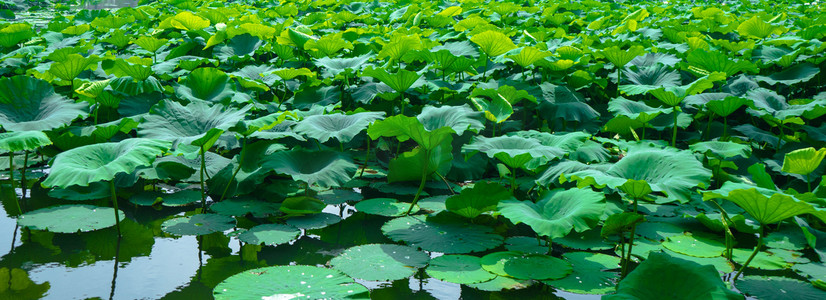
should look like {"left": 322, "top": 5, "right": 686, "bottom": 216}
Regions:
{"left": 293, "top": 112, "right": 385, "bottom": 144}
{"left": 537, "top": 83, "right": 600, "bottom": 123}
{"left": 42, "top": 138, "right": 170, "bottom": 188}
{"left": 470, "top": 95, "right": 513, "bottom": 123}
{"left": 608, "top": 97, "right": 672, "bottom": 124}
{"left": 0, "top": 76, "right": 88, "bottom": 131}
{"left": 498, "top": 188, "right": 606, "bottom": 239}
{"left": 133, "top": 36, "right": 168, "bottom": 53}
{"left": 506, "top": 46, "right": 551, "bottom": 68}
{"left": 138, "top": 100, "right": 248, "bottom": 150}
{"left": 0, "top": 23, "right": 35, "bottom": 47}
{"left": 377, "top": 35, "right": 423, "bottom": 63}
{"left": 263, "top": 149, "right": 357, "bottom": 189}
{"left": 563, "top": 147, "right": 711, "bottom": 203}
{"left": 686, "top": 49, "right": 758, "bottom": 77}
{"left": 650, "top": 72, "right": 728, "bottom": 107}
{"left": 269, "top": 68, "right": 315, "bottom": 81}
{"left": 367, "top": 115, "right": 455, "bottom": 150}
{"left": 445, "top": 182, "right": 514, "bottom": 218}
{"left": 689, "top": 141, "right": 752, "bottom": 159}
{"left": 213, "top": 265, "right": 369, "bottom": 300}
{"left": 705, "top": 96, "right": 751, "bottom": 117}
{"left": 304, "top": 33, "right": 353, "bottom": 57}
{"left": 175, "top": 67, "right": 236, "bottom": 104}
{"left": 470, "top": 31, "right": 516, "bottom": 57}
{"left": 703, "top": 182, "right": 826, "bottom": 225}
{"left": 361, "top": 66, "right": 422, "bottom": 93}
{"left": 314, "top": 54, "right": 372, "bottom": 77}
{"left": 619, "top": 65, "right": 682, "bottom": 95}
{"left": 462, "top": 135, "right": 565, "bottom": 170}
{"left": 387, "top": 138, "right": 453, "bottom": 183}
{"left": 782, "top": 147, "right": 826, "bottom": 177}
{"left": 48, "top": 54, "right": 99, "bottom": 82}
{"left": 738, "top": 16, "right": 788, "bottom": 39}
{"left": 604, "top": 252, "right": 742, "bottom": 300}
{"left": 0, "top": 131, "right": 51, "bottom": 152}
{"left": 417, "top": 105, "right": 485, "bottom": 135}
{"left": 471, "top": 85, "right": 537, "bottom": 105}
{"left": 100, "top": 57, "right": 154, "bottom": 81}
{"left": 158, "top": 11, "right": 210, "bottom": 31}
{"left": 601, "top": 45, "right": 646, "bottom": 68}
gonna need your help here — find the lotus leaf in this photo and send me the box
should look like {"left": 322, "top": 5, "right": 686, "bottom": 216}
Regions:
{"left": 18, "top": 204, "right": 123, "bottom": 233}
{"left": 294, "top": 112, "right": 384, "bottom": 144}
{"left": 330, "top": 244, "right": 429, "bottom": 281}
{"left": 736, "top": 276, "right": 826, "bottom": 300}
{"left": 213, "top": 265, "right": 369, "bottom": 300}
{"left": 138, "top": 100, "right": 247, "bottom": 150}
{"left": 498, "top": 188, "right": 604, "bottom": 239}
{"left": 480, "top": 251, "right": 572, "bottom": 280}
{"left": 0, "top": 76, "right": 88, "bottom": 132}
{"left": 425, "top": 255, "right": 496, "bottom": 284}
{"left": 462, "top": 135, "right": 564, "bottom": 170}
{"left": 544, "top": 252, "right": 620, "bottom": 294}
{"left": 381, "top": 214, "right": 503, "bottom": 254}
{"left": 264, "top": 149, "right": 356, "bottom": 189}
{"left": 161, "top": 213, "right": 236, "bottom": 236}
{"left": 355, "top": 198, "right": 419, "bottom": 216}
{"left": 238, "top": 224, "right": 300, "bottom": 246}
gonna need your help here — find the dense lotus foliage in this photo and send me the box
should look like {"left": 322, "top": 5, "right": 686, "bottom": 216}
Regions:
{"left": 1, "top": 0, "right": 826, "bottom": 298}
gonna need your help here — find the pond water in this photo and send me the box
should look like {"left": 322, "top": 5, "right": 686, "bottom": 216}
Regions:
{"left": 81, "top": 0, "right": 138, "bottom": 10}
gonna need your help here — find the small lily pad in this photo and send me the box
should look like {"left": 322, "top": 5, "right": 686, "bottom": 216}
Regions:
{"left": 213, "top": 265, "right": 369, "bottom": 299}
{"left": 381, "top": 214, "right": 503, "bottom": 254}
{"left": 329, "top": 244, "right": 429, "bottom": 281}
{"left": 285, "top": 212, "right": 341, "bottom": 229}
{"left": 555, "top": 229, "right": 611, "bottom": 250}
{"left": 466, "top": 276, "right": 531, "bottom": 292}
{"left": 504, "top": 236, "right": 548, "bottom": 254}
{"left": 162, "top": 214, "right": 236, "bottom": 236}
{"left": 210, "top": 197, "right": 280, "bottom": 218}
{"left": 736, "top": 276, "right": 826, "bottom": 300}
{"left": 480, "top": 251, "right": 572, "bottom": 280}
{"left": 661, "top": 234, "right": 726, "bottom": 258}
{"left": 425, "top": 255, "right": 497, "bottom": 284}
{"left": 544, "top": 252, "right": 620, "bottom": 294}
{"left": 129, "top": 190, "right": 201, "bottom": 207}
{"left": 355, "top": 198, "right": 418, "bottom": 216}
{"left": 238, "top": 224, "right": 300, "bottom": 246}
{"left": 317, "top": 189, "right": 363, "bottom": 205}
{"left": 18, "top": 205, "right": 123, "bottom": 233}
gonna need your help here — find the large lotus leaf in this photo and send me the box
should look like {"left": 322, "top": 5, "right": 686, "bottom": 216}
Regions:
{"left": 0, "top": 23, "right": 35, "bottom": 47}
{"left": 132, "top": 36, "right": 168, "bottom": 53}
{"left": 174, "top": 67, "right": 238, "bottom": 104}
{"left": 498, "top": 188, "right": 605, "bottom": 239}
{"left": 470, "top": 95, "right": 513, "bottom": 123}
{"left": 213, "top": 265, "right": 369, "bottom": 300}
{"left": 536, "top": 160, "right": 612, "bottom": 186}
{"left": 650, "top": 72, "right": 727, "bottom": 107}
{"left": 294, "top": 112, "right": 384, "bottom": 144}
{"left": 48, "top": 53, "right": 99, "bottom": 82}
{"left": 238, "top": 224, "right": 300, "bottom": 246}
{"left": 0, "top": 76, "right": 88, "bottom": 131}
{"left": 608, "top": 97, "right": 672, "bottom": 123}
{"left": 387, "top": 139, "right": 452, "bottom": 183}
{"left": 354, "top": 198, "right": 419, "bottom": 216}
{"left": 161, "top": 213, "right": 236, "bottom": 236}
{"left": 42, "top": 138, "right": 170, "bottom": 188}
{"left": 361, "top": 66, "right": 422, "bottom": 93}
{"left": 689, "top": 141, "right": 751, "bottom": 159}
{"left": 537, "top": 83, "right": 599, "bottom": 122}
{"left": 207, "top": 141, "right": 287, "bottom": 197}
{"left": 470, "top": 30, "right": 516, "bottom": 57}
{"left": 231, "top": 64, "right": 279, "bottom": 88}
{"left": 604, "top": 252, "right": 742, "bottom": 300}
{"left": 280, "top": 196, "right": 325, "bottom": 215}
{"left": 285, "top": 212, "right": 341, "bottom": 230}
{"left": 330, "top": 244, "right": 430, "bottom": 281}
{"left": 630, "top": 53, "right": 681, "bottom": 68}
{"left": 446, "top": 182, "right": 514, "bottom": 218}
{"left": 381, "top": 214, "right": 503, "bottom": 254}
{"left": 215, "top": 34, "right": 262, "bottom": 60}
{"left": 564, "top": 147, "right": 711, "bottom": 202}
{"left": 263, "top": 149, "right": 356, "bottom": 189}
{"left": 601, "top": 45, "right": 646, "bottom": 68}
{"left": 756, "top": 63, "right": 820, "bottom": 86}
{"left": 619, "top": 65, "right": 681, "bottom": 95}
{"left": 367, "top": 115, "right": 455, "bottom": 150}
{"left": 706, "top": 96, "right": 751, "bottom": 117}
{"left": 17, "top": 204, "right": 124, "bottom": 233}
{"left": 662, "top": 234, "right": 726, "bottom": 258}
{"left": 480, "top": 251, "right": 572, "bottom": 280}
{"left": 425, "top": 255, "right": 497, "bottom": 284}
{"left": 101, "top": 57, "right": 153, "bottom": 81}
{"left": 377, "top": 35, "right": 423, "bottom": 63}
{"left": 782, "top": 147, "right": 826, "bottom": 176}
{"left": 314, "top": 54, "right": 371, "bottom": 77}
{"left": 687, "top": 49, "right": 758, "bottom": 77}
{"left": 471, "top": 85, "right": 537, "bottom": 105}
{"left": 703, "top": 182, "right": 826, "bottom": 225}
{"left": 158, "top": 11, "right": 210, "bottom": 31}
{"left": 736, "top": 276, "right": 826, "bottom": 300}
{"left": 138, "top": 100, "right": 248, "bottom": 149}
{"left": 544, "top": 252, "right": 620, "bottom": 294}
{"left": 0, "top": 131, "right": 51, "bottom": 152}
{"left": 417, "top": 104, "right": 484, "bottom": 135}
{"left": 506, "top": 46, "right": 552, "bottom": 67}
{"left": 209, "top": 197, "right": 280, "bottom": 218}
{"left": 462, "top": 135, "right": 565, "bottom": 170}
{"left": 738, "top": 16, "right": 788, "bottom": 39}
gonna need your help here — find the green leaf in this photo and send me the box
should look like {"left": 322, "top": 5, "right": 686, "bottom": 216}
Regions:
{"left": 462, "top": 135, "right": 565, "bottom": 170}
{"left": 689, "top": 141, "right": 752, "bottom": 159}
{"left": 0, "top": 131, "right": 51, "bottom": 152}
{"left": 736, "top": 276, "right": 826, "bottom": 300}
{"left": 703, "top": 182, "right": 826, "bottom": 225}
{"left": 133, "top": 36, "right": 168, "bottom": 53}
{"left": 650, "top": 72, "right": 727, "bottom": 107}
{"left": 0, "top": 23, "right": 34, "bottom": 47}
{"left": 387, "top": 139, "right": 452, "bottom": 182}
{"left": 0, "top": 76, "right": 88, "bottom": 131}
{"left": 48, "top": 54, "right": 99, "bottom": 82}
{"left": 138, "top": 100, "right": 247, "bottom": 150}
{"left": 158, "top": 11, "right": 210, "bottom": 31}
{"left": 601, "top": 45, "right": 646, "bottom": 68}
{"left": 480, "top": 251, "right": 572, "bottom": 280}
{"left": 270, "top": 68, "right": 315, "bottom": 81}
{"left": 618, "top": 179, "right": 654, "bottom": 199}
{"left": 161, "top": 214, "right": 235, "bottom": 236}
{"left": 601, "top": 212, "right": 645, "bottom": 237}
{"left": 738, "top": 16, "right": 788, "bottom": 39}
{"left": 706, "top": 96, "right": 751, "bottom": 117}
{"left": 782, "top": 147, "right": 826, "bottom": 176}
{"left": 175, "top": 67, "right": 237, "bottom": 104}
{"left": 605, "top": 252, "right": 742, "bottom": 300}
{"left": 498, "top": 188, "right": 605, "bottom": 239}
{"left": 294, "top": 112, "right": 384, "bottom": 143}
{"left": 361, "top": 66, "right": 422, "bottom": 93}
{"left": 687, "top": 49, "right": 758, "bottom": 77}
{"left": 367, "top": 115, "right": 455, "bottom": 150}
{"left": 417, "top": 104, "right": 485, "bottom": 135}
{"left": 17, "top": 204, "right": 124, "bottom": 233}
{"left": 470, "top": 95, "right": 513, "bottom": 123}
{"left": 238, "top": 224, "right": 300, "bottom": 246}
{"left": 543, "top": 252, "right": 620, "bottom": 294}
{"left": 330, "top": 244, "right": 429, "bottom": 281}
{"left": 470, "top": 31, "right": 516, "bottom": 57}
{"left": 756, "top": 63, "right": 820, "bottom": 86}
{"left": 425, "top": 255, "right": 497, "bottom": 284}
{"left": 264, "top": 149, "right": 357, "bottom": 189}
{"left": 608, "top": 97, "right": 672, "bottom": 123}
{"left": 354, "top": 198, "right": 419, "bottom": 216}
{"left": 446, "top": 182, "right": 514, "bottom": 218}
{"left": 213, "top": 265, "right": 368, "bottom": 300}
{"left": 662, "top": 234, "right": 727, "bottom": 258}
{"left": 381, "top": 214, "right": 503, "bottom": 254}
{"left": 506, "top": 46, "right": 551, "bottom": 68}
{"left": 209, "top": 197, "right": 280, "bottom": 218}
{"left": 42, "top": 138, "right": 170, "bottom": 188}
{"left": 619, "top": 65, "right": 681, "bottom": 95}
{"left": 280, "top": 196, "right": 325, "bottom": 215}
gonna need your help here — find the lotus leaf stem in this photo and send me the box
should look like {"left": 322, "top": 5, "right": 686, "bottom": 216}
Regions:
{"left": 710, "top": 200, "right": 735, "bottom": 260}
{"left": 359, "top": 138, "right": 371, "bottom": 178}
{"left": 406, "top": 149, "right": 430, "bottom": 215}
{"left": 21, "top": 151, "right": 28, "bottom": 200}
{"left": 8, "top": 152, "right": 21, "bottom": 216}
{"left": 110, "top": 181, "right": 121, "bottom": 237}
{"left": 219, "top": 138, "right": 247, "bottom": 202}
{"left": 199, "top": 145, "right": 207, "bottom": 209}
{"left": 671, "top": 108, "right": 678, "bottom": 147}
{"left": 734, "top": 224, "right": 765, "bottom": 281}
{"left": 622, "top": 198, "right": 640, "bottom": 278}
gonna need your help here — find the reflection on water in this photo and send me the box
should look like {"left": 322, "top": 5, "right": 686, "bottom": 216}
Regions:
{"left": 82, "top": 0, "right": 138, "bottom": 10}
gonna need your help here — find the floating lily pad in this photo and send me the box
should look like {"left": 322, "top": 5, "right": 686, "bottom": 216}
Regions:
{"left": 17, "top": 205, "right": 123, "bottom": 233}
{"left": 793, "top": 263, "right": 826, "bottom": 281}
{"left": 355, "top": 198, "right": 419, "bottom": 216}
{"left": 48, "top": 182, "right": 109, "bottom": 201}
{"left": 544, "top": 252, "right": 620, "bottom": 294}
{"left": 162, "top": 214, "right": 236, "bottom": 236}
{"left": 381, "top": 214, "right": 503, "bottom": 254}
{"left": 466, "top": 276, "right": 531, "bottom": 292}
{"left": 616, "top": 238, "right": 664, "bottom": 260}
{"left": 555, "top": 229, "right": 611, "bottom": 250}
{"left": 330, "top": 244, "right": 429, "bottom": 281}
{"left": 480, "top": 251, "right": 572, "bottom": 280}
{"left": 736, "top": 276, "right": 826, "bottom": 300}
{"left": 213, "top": 265, "right": 369, "bottom": 299}
{"left": 417, "top": 195, "right": 448, "bottom": 214}
{"left": 210, "top": 197, "right": 280, "bottom": 218}
{"left": 285, "top": 212, "right": 341, "bottom": 229}
{"left": 504, "top": 236, "right": 547, "bottom": 254}
{"left": 765, "top": 226, "right": 808, "bottom": 250}
{"left": 732, "top": 248, "right": 788, "bottom": 270}
{"left": 634, "top": 221, "right": 685, "bottom": 241}
{"left": 317, "top": 189, "right": 363, "bottom": 205}
{"left": 129, "top": 190, "right": 201, "bottom": 207}
{"left": 238, "top": 224, "right": 300, "bottom": 246}
{"left": 661, "top": 234, "right": 726, "bottom": 258}
{"left": 425, "top": 255, "right": 496, "bottom": 284}
{"left": 665, "top": 250, "right": 734, "bottom": 273}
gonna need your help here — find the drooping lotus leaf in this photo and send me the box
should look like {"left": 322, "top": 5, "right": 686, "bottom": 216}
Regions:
{"left": 619, "top": 65, "right": 682, "bottom": 96}
{"left": 330, "top": 244, "right": 430, "bottom": 281}
{"left": 601, "top": 45, "right": 646, "bottom": 68}
{"left": 238, "top": 224, "right": 300, "bottom": 246}
{"left": 480, "top": 251, "right": 572, "bottom": 280}
{"left": 42, "top": 138, "right": 170, "bottom": 188}
{"left": 604, "top": 252, "right": 742, "bottom": 300}
{"left": 367, "top": 114, "right": 455, "bottom": 150}
{"left": 417, "top": 104, "right": 485, "bottom": 136}
{"left": 209, "top": 197, "right": 280, "bottom": 218}
{"left": 285, "top": 212, "right": 341, "bottom": 230}
{"left": 48, "top": 54, "right": 99, "bottom": 82}
{"left": 662, "top": 234, "right": 727, "bottom": 258}
{"left": 361, "top": 66, "right": 422, "bottom": 93}
{"left": 17, "top": 204, "right": 124, "bottom": 233}
{"left": 161, "top": 214, "right": 236, "bottom": 236}
{"left": 470, "top": 30, "right": 516, "bottom": 57}
{"left": 537, "top": 83, "right": 600, "bottom": 122}
{"left": 445, "top": 182, "right": 514, "bottom": 218}
{"left": 689, "top": 141, "right": 752, "bottom": 159}
{"left": 543, "top": 252, "right": 620, "bottom": 294}
{"left": 263, "top": 149, "right": 356, "bottom": 189}
{"left": 736, "top": 276, "right": 826, "bottom": 300}
{"left": 563, "top": 146, "right": 711, "bottom": 203}
{"left": 175, "top": 67, "right": 238, "bottom": 104}
{"left": 425, "top": 255, "right": 497, "bottom": 284}
{"left": 462, "top": 135, "right": 565, "bottom": 170}
{"left": 608, "top": 97, "right": 672, "bottom": 124}
{"left": 314, "top": 54, "right": 371, "bottom": 77}
{"left": 756, "top": 63, "right": 820, "bottom": 86}
{"left": 703, "top": 182, "right": 826, "bottom": 225}
{"left": 0, "top": 131, "right": 51, "bottom": 152}
{"left": 782, "top": 147, "right": 826, "bottom": 176}
{"left": 381, "top": 214, "right": 503, "bottom": 254}
{"left": 138, "top": 100, "right": 248, "bottom": 150}
{"left": 470, "top": 95, "right": 513, "bottom": 123}
{"left": 293, "top": 111, "right": 385, "bottom": 144}
{"left": 498, "top": 188, "right": 605, "bottom": 239}
{"left": 355, "top": 198, "right": 419, "bottom": 216}
{"left": 213, "top": 265, "right": 369, "bottom": 300}
{"left": 0, "top": 76, "right": 88, "bottom": 132}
